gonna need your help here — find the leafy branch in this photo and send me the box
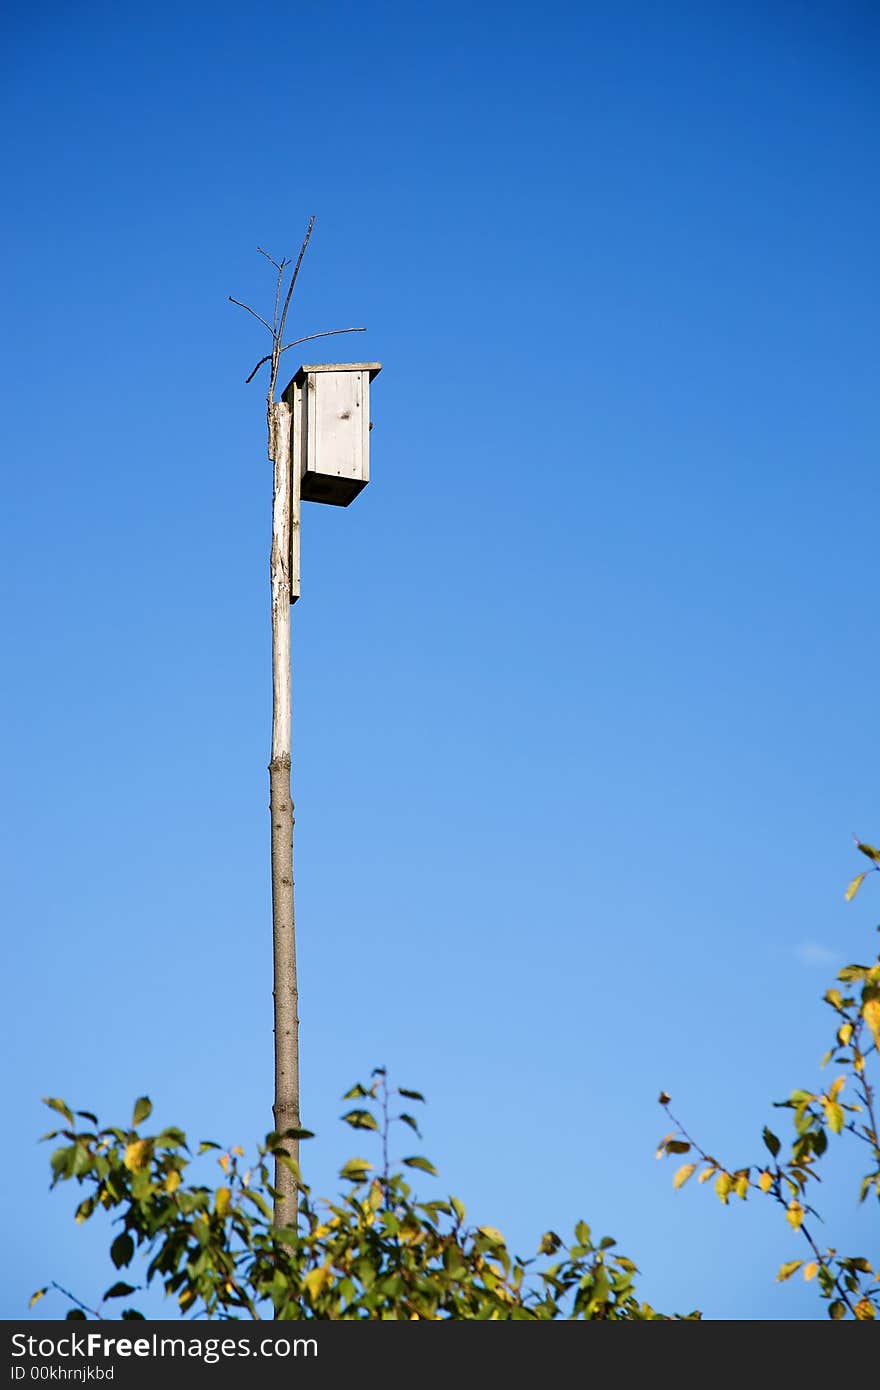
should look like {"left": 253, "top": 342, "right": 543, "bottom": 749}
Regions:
{"left": 656, "top": 839, "right": 880, "bottom": 1320}
{"left": 34, "top": 1079, "right": 697, "bottom": 1321}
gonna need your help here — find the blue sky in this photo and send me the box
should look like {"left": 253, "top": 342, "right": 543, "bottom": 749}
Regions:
{"left": 2, "top": 0, "right": 878, "bottom": 1320}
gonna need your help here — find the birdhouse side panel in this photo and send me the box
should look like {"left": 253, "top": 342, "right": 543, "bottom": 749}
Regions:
{"left": 310, "top": 370, "right": 368, "bottom": 485}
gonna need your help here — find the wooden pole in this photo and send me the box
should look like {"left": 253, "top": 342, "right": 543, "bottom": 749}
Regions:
{"left": 268, "top": 398, "right": 300, "bottom": 1229}
{"left": 228, "top": 220, "right": 362, "bottom": 1242}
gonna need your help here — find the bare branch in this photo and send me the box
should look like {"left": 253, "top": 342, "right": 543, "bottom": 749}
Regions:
{"left": 272, "top": 260, "right": 283, "bottom": 336}
{"left": 50, "top": 1282, "right": 102, "bottom": 1320}
{"left": 267, "top": 216, "right": 317, "bottom": 403}
{"left": 278, "top": 217, "right": 316, "bottom": 347}
{"left": 245, "top": 327, "right": 366, "bottom": 385}
{"left": 256, "top": 246, "right": 285, "bottom": 272}
{"left": 279, "top": 326, "right": 366, "bottom": 355}
{"left": 228, "top": 297, "right": 275, "bottom": 335}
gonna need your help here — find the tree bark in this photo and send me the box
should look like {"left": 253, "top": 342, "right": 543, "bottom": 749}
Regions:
{"left": 268, "top": 399, "right": 300, "bottom": 1230}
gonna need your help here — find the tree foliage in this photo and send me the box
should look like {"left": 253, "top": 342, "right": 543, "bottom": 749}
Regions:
{"left": 34, "top": 1070, "right": 695, "bottom": 1321}
{"left": 657, "top": 841, "right": 880, "bottom": 1320}
{"left": 34, "top": 843, "right": 879, "bottom": 1320}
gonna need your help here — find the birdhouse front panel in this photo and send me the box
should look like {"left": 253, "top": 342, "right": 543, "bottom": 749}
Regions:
{"left": 283, "top": 363, "right": 381, "bottom": 508}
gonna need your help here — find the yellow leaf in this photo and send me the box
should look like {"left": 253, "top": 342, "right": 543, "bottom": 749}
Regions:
{"left": 802, "top": 1262, "right": 818, "bottom": 1282}
{"left": 477, "top": 1226, "right": 506, "bottom": 1245}
{"left": 854, "top": 1049, "right": 865, "bottom": 1074}
{"left": 304, "top": 1265, "right": 332, "bottom": 1300}
{"left": 758, "top": 1171, "right": 773, "bottom": 1194}
{"left": 734, "top": 1171, "right": 749, "bottom": 1200}
{"left": 29, "top": 1289, "right": 46, "bottom": 1308}
{"left": 165, "top": 1170, "right": 181, "bottom": 1194}
{"left": 823, "top": 1100, "right": 845, "bottom": 1134}
{"left": 673, "top": 1163, "right": 696, "bottom": 1190}
{"left": 368, "top": 1179, "right": 383, "bottom": 1211}
{"left": 863, "top": 998, "right": 880, "bottom": 1048}
{"left": 215, "top": 1186, "right": 231, "bottom": 1217}
{"left": 219, "top": 1153, "right": 230, "bottom": 1173}
{"left": 777, "top": 1260, "right": 803, "bottom": 1282}
{"left": 232, "top": 1146, "right": 244, "bottom": 1157}
{"left": 697, "top": 1166, "right": 717, "bottom": 1184}
{"left": 846, "top": 872, "right": 867, "bottom": 902}
{"left": 786, "top": 1200, "right": 804, "bottom": 1231}
{"left": 838, "top": 1022, "right": 853, "bottom": 1046}
{"left": 123, "top": 1139, "right": 151, "bottom": 1173}
{"left": 715, "top": 1172, "right": 732, "bottom": 1204}
{"left": 854, "top": 1298, "right": 876, "bottom": 1321}
{"left": 828, "top": 1076, "right": 845, "bottom": 1101}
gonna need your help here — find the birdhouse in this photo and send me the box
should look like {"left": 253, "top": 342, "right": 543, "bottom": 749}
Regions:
{"left": 283, "top": 363, "right": 382, "bottom": 507}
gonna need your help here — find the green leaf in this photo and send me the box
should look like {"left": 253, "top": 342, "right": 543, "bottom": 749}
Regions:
{"left": 240, "top": 1188, "right": 272, "bottom": 1218}
{"left": 756, "top": 1128, "right": 778, "bottom": 1162}
{"left": 855, "top": 840, "right": 880, "bottom": 864}
{"left": 272, "top": 1152, "right": 302, "bottom": 1179}
{"left": 50, "top": 1146, "right": 73, "bottom": 1184}
{"left": 103, "top": 1282, "right": 137, "bottom": 1300}
{"left": 131, "top": 1097, "right": 152, "bottom": 1127}
{"left": 397, "top": 1113, "right": 421, "bottom": 1135}
{"left": 342, "top": 1083, "right": 370, "bottom": 1100}
{"left": 110, "top": 1234, "right": 135, "bottom": 1269}
{"left": 339, "top": 1158, "right": 373, "bottom": 1182}
{"left": 665, "top": 1140, "right": 690, "bottom": 1155}
{"left": 828, "top": 1300, "right": 846, "bottom": 1320}
{"left": 341, "top": 1109, "right": 379, "bottom": 1131}
{"left": 43, "top": 1097, "right": 74, "bottom": 1125}
{"left": 574, "top": 1221, "right": 591, "bottom": 1247}
{"left": 838, "top": 965, "right": 869, "bottom": 983}
{"left": 156, "top": 1127, "right": 188, "bottom": 1149}
{"left": 402, "top": 1155, "right": 438, "bottom": 1175}
{"left": 398, "top": 1089, "right": 426, "bottom": 1103}
{"left": 76, "top": 1111, "right": 99, "bottom": 1125}
{"left": 66, "top": 1311, "right": 86, "bottom": 1321}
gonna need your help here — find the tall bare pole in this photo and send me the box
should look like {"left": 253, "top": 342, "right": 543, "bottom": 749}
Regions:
{"left": 229, "top": 219, "right": 365, "bottom": 1231}
{"left": 268, "top": 392, "right": 299, "bottom": 1228}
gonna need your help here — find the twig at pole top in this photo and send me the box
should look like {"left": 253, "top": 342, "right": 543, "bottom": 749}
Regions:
{"left": 227, "top": 297, "right": 275, "bottom": 334}
{"left": 268, "top": 216, "right": 317, "bottom": 403}
{"left": 244, "top": 327, "right": 366, "bottom": 385}
{"left": 256, "top": 246, "right": 288, "bottom": 273}
{"left": 278, "top": 217, "right": 316, "bottom": 346}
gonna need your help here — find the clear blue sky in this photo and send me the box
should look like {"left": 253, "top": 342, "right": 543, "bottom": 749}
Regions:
{"left": 2, "top": 0, "right": 878, "bottom": 1321}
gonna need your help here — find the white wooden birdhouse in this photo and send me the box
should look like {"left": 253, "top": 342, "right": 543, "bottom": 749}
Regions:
{"left": 283, "top": 363, "right": 382, "bottom": 507}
